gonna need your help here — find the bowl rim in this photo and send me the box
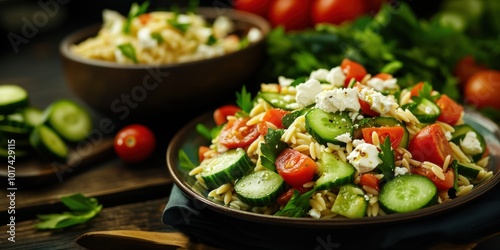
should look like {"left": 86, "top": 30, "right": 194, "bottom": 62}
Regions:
{"left": 59, "top": 7, "right": 271, "bottom": 69}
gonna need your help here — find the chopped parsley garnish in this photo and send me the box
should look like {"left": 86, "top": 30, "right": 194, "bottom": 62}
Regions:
{"left": 275, "top": 187, "right": 317, "bottom": 217}
{"left": 206, "top": 35, "right": 217, "bottom": 45}
{"left": 151, "top": 32, "right": 164, "bottom": 44}
{"left": 117, "top": 43, "right": 138, "bottom": 63}
{"left": 378, "top": 136, "right": 396, "bottom": 182}
{"left": 123, "top": 1, "right": 150, "bottom": 34}
{"left": 179, "top": 149, "right": 197, "bottom": 170}
{"left": 259, "top": 128, "right": 287, "bottom": 171}
{"left": 196, "top": 123, "right": 222, "bottom": 141}
{"left": 235, "top": 85, "right": 253, "bottom": 114}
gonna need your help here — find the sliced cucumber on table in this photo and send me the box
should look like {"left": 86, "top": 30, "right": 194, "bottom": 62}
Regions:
{"left": 235, "top": 170, "right": 286, "bottom": 207}
{"left": 43, "top": 99, "right": 92, "bottom": 143}
{"left": 200, "top": 148, "right": 254, "bottom": 189}
{"left": 30, "top": 125, "right": 69, "bottom": 162}
{"left": 0, "top": 85, "right": 29, "bottom": 115}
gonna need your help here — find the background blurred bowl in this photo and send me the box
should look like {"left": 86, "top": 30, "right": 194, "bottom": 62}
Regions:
{"left": 59, "top": 7, "right": 270, "bottom": 122}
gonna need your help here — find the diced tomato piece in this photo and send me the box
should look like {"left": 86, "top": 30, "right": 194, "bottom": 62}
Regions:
{"left": 407, "top": 124, "right": 454, "bottom": 167}
{"left": 411, "top": 166, "right": 455, "bottom": 192}
{"left": 340, "top": 58, "right": 367, "bottom": 88}
{"left": 213, "top": 105, "right": 241, "bottom": 126}
{"left": 198, "top": 145, "right": 210, "bottom": 162}
{"left": 276, "top": 148, "right": 318, "bottom": 187}
{"left": 373, "top": 72, "right": 393, "bottom": 81}
{"left": 436, "top": 94, "right": 464, "bottom": 126}
{"left": 362, "top": 126, "right": 405, "bottom": 149}
{"left": 218, "top": 117, "right": 260, "bottom": 149}
{"left": 276, "top": 186, "right": 310, "bottom": 206}
{"left": 410, "top": 82, "right": 426, "bottom": 97}
{"left": 358, "top": 98, "right": 379, "bottom": 117}
{"left": 257, "top": 108, "right": 290, "bottom": 135}
{"left": 138, "top": 13, "right": 151, "bottom": 25}
{"left": 359, "top": 173, "right": 380, "bottom": 191}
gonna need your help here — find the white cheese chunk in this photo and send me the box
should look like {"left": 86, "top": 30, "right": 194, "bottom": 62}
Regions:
{"left": 325, "top": 66, "right": 346, "bottom": 87}
{"left": 367, "top": 77, "right": 398, "bottom": 92}
{"left": 460, "top": 131, "right": 483, "bottom": 155}
{"left": 138, "top": 28, "right": 158, "bottom": 48}
{"left": 346, "top": 143, "right": 381, "bottom": 173}
{"left": 278, "top": 76, "right": 294, "bottom": 87}
{"left": 309, "top": 69, "right": 329, "bottom": 82}
{"left": 315, "top": 88, "right": 360, "bottom": 113}
{"left": 296, "top": 79, "right": 323, "bottom": 108}
{"left": 359, "top": 88, "right": 398, "bottom": 115}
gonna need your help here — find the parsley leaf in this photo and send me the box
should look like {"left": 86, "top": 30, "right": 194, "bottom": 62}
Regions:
{"left": 179, "top": 149, "right": 197, "bottom": 170}
{"left": 196, "top": 123, "right": 222, "bottom": 141}
{"left": 235, "top": 85, "right": 253, "bottom": 114}
{"left": 123, "top": 1, "right": 150, "bottom": 34}
{"left": 168, "top": 19, "right": 190, "bottom": 33}
{"left": 36, "top": 193, "right": 102, "bottom": 230}
{"left": 259, "top": 128, "right": 287, "bottom": 171}
{"left": 117, "top": 43, "right": 138, "bottom": 63}
{"left": 378, "top": 137, "right": 395, "bottom": 182}
{"left": 275, "top": 187, "right": 317, "bottom": 217}
{"left": 151, "top": 32, "right": 164, "bottom": 44}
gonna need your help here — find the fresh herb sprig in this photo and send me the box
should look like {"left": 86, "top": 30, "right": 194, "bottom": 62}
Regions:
{"left": 117, "top": 43, "right": 138, "bottom": 63}
{"left": 179, "top": 149, "right": 197, "bottom": 170}
{"left": 123, "top": 1, "right": 150, "bottom": 34}
{"left": 259, "top": 128, "right": 288, "bottom": 171}
{"left": 378, "top": 137, "right": 396, "bottom": 182}
{"left": 36, "top": 193, "right": 102, "bottom": 230}
{"left": 275, "top": 187, "right": 317, "bottom": 218}
{"left": 235, "top": 85, "right": 253, "bottom": 115}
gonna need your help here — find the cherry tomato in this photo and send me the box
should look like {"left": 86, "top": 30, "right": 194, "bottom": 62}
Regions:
{"left": 268, "top": 0, "right": 311, "bottom": 31}
{"left": 340, "top": 58, "right": 367, "bottom": 87}
{"left": 359, "top": 173, "right": 380, "bottom": 191}
{"left": 358, "top": 98, "right": 379, "bottom": 117}
{"left": 436, "top": 94, "right": 464, "bottom": 126}
{"left": 411, "top": 166, "right": 455, "bottom": 192}
{"left": 454, "top": 55, "right": 488, "bottom": 87}
{"left": 464, "top": 70, "right": 500, "bottom": 110}
{"left": 114, "top": 124, "right": 156, "bottom": 163}
{"left": 372, "top": 72, "right": 393, "bottom": 81}
{"left": 213, "top": 105, "right": 241, "bottom": 126}
{"left": 257, "top": 108, "right": 290, "bottom": 135}
{"left": 232, "top": 0, "right": 272, "bottom": 18}
{"left": 198, "top": 145, "right": 210, "bottom": 162}
{"left": 311, "top": 0, "right": 367, "bottom": 25}
{"left": 410, "top": 82, "right": 426, "bottom": 97}
{"left": 276, "top": 186, "right": 310, "bottom": 206}
{"left": 276, "top": 148, "right": 318, "bottom": 187}
{"left": 407, "top": 124, "right": 454, "bottom": 167}
{"left": 218, "top": 117, "right": 260, "bottom": 149}
{"left": 362, "top": 126, "right": 404, "bottom": 149}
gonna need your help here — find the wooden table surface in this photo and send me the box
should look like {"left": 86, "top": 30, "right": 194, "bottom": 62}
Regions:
{"left": 1, "top": 4, "right": 499, "bottom": 249}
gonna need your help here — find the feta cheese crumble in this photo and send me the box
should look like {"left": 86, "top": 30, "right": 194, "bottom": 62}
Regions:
{"left": 315, "top": 88, "right": 361, "bottom": 113}
{"left": 367, "top": 77, "right": 398, "bottom": 92}
{"left": 325, "top": 66, "right": 346, "bottom": 87}
{"left": 296, "top": 79, "right": 323, "bottom": 108}
{"left": 359, "top": 88, "right": 398, "bottom": 115}
{"left": 346, "top": 143, "right": 381, "bottom": 173}
{"left": 460, "top": 131, "right": 483, "bottom": 155}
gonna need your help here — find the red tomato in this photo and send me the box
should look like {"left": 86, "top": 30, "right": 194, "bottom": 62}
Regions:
{"left": 276, "top": 148, "right": 318, "bottom": 187}
{"left": 358, "top": 98, "right": 379, "bottom": 117}
{"left": 410, "top": 82, "right": 426, "bottom": 97}
{"left": 276, "top": 186, "right": 310, "bottom": 206}
{"left": 411, "top": 166, "right": 455, "bottom": 192}
{"left": 464, "top": 70, "right": 500, "bottom": 110}
{"left": 454, "top": 55, "right": 488, "bottom": 87}
{"left": 311, "top": 0, "right": 367, "bottom": 25}
{"left": 114, "top": 124, "right": 156, "bottom": 163}
{"left": 198, "top": 145, "right": 210, "bottom": 162}
{"left": 359, "top": 173, "right": 380, "bottom": 191}
{"left": 372, "top": 72, "right": 393, "bottom": 81}
{"left": 218, "top": 117, "right": 260, "bottom": 149}
{"left": 362, "top": 126, "right": 404, "bottom": 149}
{"left": 257, "top": 108, "right": 290, "bottom": 135}
{"left": 213, "top": 105, "right": 241, "bottom": 126}
{"left": 232, "top": 0, "right": 271, "bottom": 18}
{"left": 407, "top": 124, "right": 454, "bottom": 167}
{"left": 268, "top": 0, "right": 311, "bottom": 31}
{"left": 138, "top": 13, "right": 151, "bottom": 24}
{"left": 340, "top": 58, "right": 367, "bottom": 87}
{"left": 436, "top": 94, "right": 464, "bottom": 126}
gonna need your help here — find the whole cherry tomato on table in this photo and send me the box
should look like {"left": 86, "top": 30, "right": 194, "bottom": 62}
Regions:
{"left": 232, "top": 0, "right": 271, "bottom": 18}
{"left": 311, "top": 0, "right": 368, "bottom": 25}
{"left": 268, "top": 0, "right": 311, "bottom": 31}
{"left": 114, "top": 124, "right": 156, "bottom": 163}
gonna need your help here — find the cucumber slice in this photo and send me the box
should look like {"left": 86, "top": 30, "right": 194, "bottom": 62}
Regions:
{"left": 43, "top": 99, "right": 92, "bottom": 143}
{"left": 331, "top": 185, "right": 368, "bottom": 218}
{"left": 282, "top": 106, "right": 311, "bottom": 128}
{"left": 29, "top": 125, "right": 69, "bottom": 162}
{"left": 235, "top": 170, "right": 286, "bottom": 207}
{"left": 452, "top": 160, "right": 483, "bottom": 179}
{"left": 0, "top": 85, "right": 29, "bottom": 115}
{"left": 200, "top": 148, "right": 253, "bottom": 189}
{"left": 357, "top": 116, "right": 409, "bottom": 148}
{"left": 21, "top": 106, "right": 44, "bottom": 128}
{"left": 305, "top": 108, "right": 353, "bottom": 145}
{"left": 259, "top": 92, "right": 297, "bottom": 111}
{"left": 379, "top": 174, "right": 438, "bottom": 214}
{"left": 451, "top": 124, "right": 486, "bottom": 161}
{"left": 315, "top": 152, "right": 356, "bottom": 190}
{"left": 403, "top": 97, "right": 441, "bottom": 124}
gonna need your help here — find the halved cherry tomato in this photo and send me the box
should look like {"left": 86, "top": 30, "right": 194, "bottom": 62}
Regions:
{"left": 407, "top": 124, "right": 454, "bottom": 167}
{"left": 340, "top": 58, "right": 367, "bottom": 87}
{"left": 372, "top": 72, "right": 393, "bottom": 81}
{"left": 359, "top": 173, "right": 380, "bottom": 191}
{"left": 213, "top": 105, "right": 241, "bottom": 126}
{"left": 276, "top": 148, "right": 318, "bottom": 187}
{"left": 411, "top": 166, "right": 455, "bottom": 192}
{"left": 436, "top": 94, "right": 464, "bottom": 126}
{"left": 218, "top": 117, "right": 260, "bottom": 149}
{"left": 358, "top": 98, "right": 379, "bottom": 117}
{"left": 410, "top": 82, "right": 425, "bottom": 97}
{"left": 198, "top": 145, "right": 210, "bottom": 162}
{"left": 257, "top": 108, "right": 290, "bottom": 135}
{"left": 276, "top": 186, "right": 310, "bottom": 206}
{"left": 362, "top": 126, "right": 404, "bottom": 149}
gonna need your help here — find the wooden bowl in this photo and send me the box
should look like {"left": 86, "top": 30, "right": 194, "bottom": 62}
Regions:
{"left": 59, "top": 8, "right": 270, "bottom": 121}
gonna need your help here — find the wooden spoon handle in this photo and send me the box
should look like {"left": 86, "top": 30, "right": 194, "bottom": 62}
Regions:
{"left": 76, "top": 230, "right": 222, "bottom": 250}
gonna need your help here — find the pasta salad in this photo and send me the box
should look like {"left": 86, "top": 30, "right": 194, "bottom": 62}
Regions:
{"left": 187, "top": 58, "right": 493, "bottom": 219}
